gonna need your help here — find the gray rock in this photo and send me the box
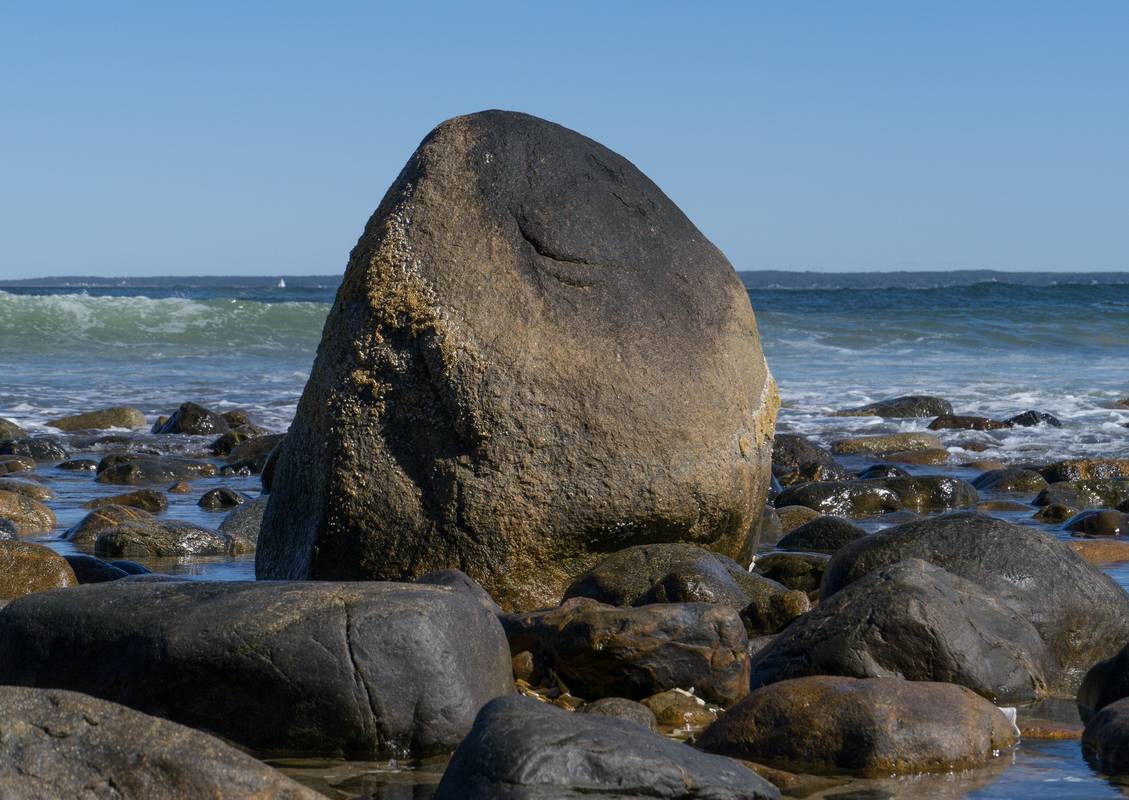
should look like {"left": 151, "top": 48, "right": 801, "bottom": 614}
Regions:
{"left": 417, "top": 568, "right": 503, "bottom": 615}
{"left": 256, "top": 110, "right": 778, "bottom": 610}
{"left": 434, "top": 695, "right": 778, "bottom": 799}
{"left": 218, "top": 495, "right": 268, "bottom": 543}
{"left": 776, "top": 516, "right": 866, "bottom": 554}
{"left": 578, "top": 697, "right": 658, "bottom": 731}
{"left": 0, "top": 580, "right": 514, "bottom": 757}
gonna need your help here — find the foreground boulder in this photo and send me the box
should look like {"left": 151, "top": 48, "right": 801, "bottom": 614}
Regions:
{"left": 0, "top": 686, "right": 323, "bottom": 800}
{"left": 256, "top": 110, "right": 778, "bottom": 610}
{"left": 699, "top": 676, "right": 1016, "bottom": 776}
{"left": 0, "top": 580, "right": 513, "bottom": 756}
{"left": 47, "top": 406, "right": 147, "bottom": 431}
{"left": 0, "top": 541, "right": 77, "bottom": 600}
{"left": 750, "top": 559, "right": 1050, "bottom": 703}
{"left": 501, "top": 597, "right": 749, "bottom": 705}
{"left": 434, "top": 695, "right": 778, "bottom": 799}
{"left": 822, "top": 511, "right": 1129, "bottom": 693}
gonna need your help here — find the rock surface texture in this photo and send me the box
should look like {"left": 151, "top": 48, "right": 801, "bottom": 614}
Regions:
{"left": 256, "top": 110, "right": 778, "bottom": 609}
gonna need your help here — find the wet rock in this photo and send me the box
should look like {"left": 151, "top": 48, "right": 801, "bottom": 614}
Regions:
{"left": 0, "top": 490, "right": 57, "bottom": 535}
{"left": 641, "top": 688, "right": 718, "bottom": 728}
{"left": 500, "top": 597, "right": 749, "bottom": 705}
{"left": 95, "top": 457, "right": 216, "bottom": 486}
{"left": 0, "top": 436, "right": 68, "bottom": 462}
{"left": 64, "top": 505, "right": 155, "bottom": 550}
{"left": 963, "top": 458, "right": 1007, "bottom": 471}
{"left": 0, "top": 520, "right": 15, "bottom": 539}
{"left": 0, "top": 541, "right": 77, "bottom": 600}
{"left": 81, "top": 488, "right": 168, "bottom": 513}
{"left": 0, "top": 456, "right": 34, "bottom": 475}
{"left": 775, "top": 505, "right": 821, "bottom": 533}
{"left": 822, "top": 511, "right": 1129, "bottom": 694}
{"left": 776, "top": 476, "right": 976, "bottom": 518}
{"left": 831, "top": 432, "right": 943, "bottom": 456}
{"left": 578, "top": 697, "right": 658, "bottom": 731}
{"left": 217, "top": 495, "right": 267, "bottom": 544}
{"left": 62, "top": 554, "right": 130, "bottom": 583}
{"left": 0, "top": 478, "right": 53, "bottom": 502}
{"left": 0, "top": 580, "right": 514, "bottom": 757}
{"left": 151, "top": 402, "right": 230, "bottom": 435}
{"left": 1065, "top": 509, "right": 1129, "bottom": 537}
{"left": 928, "top": 414, "right": 1010, "bottom": 431}
{"left": 833, "top": 396, "right": 953, "bottom": 419}
{"left": 417, "top": 568, "right": 504, "bottom": 615}
{"left": 1042, "top": 459, "right": 1129, "bottom": 483}
{"left": 47, "top": 406, "right": 147, "bottom": 432}
{"left": 0, "top": 418, "right": 26, "bottom": 440}
{"left": 776, "top": 516, "right": 866, "bottom": 554}
{"left": 698, "top": 676, "right": 1016, "bottom": 776}
{"left": 1034, "top": 503, "right": 1077, "bottom": 523}
{"left": 1007, "top": 410, "right": 1062, "bottom": 428}
{"left": 755, "top": 507, "right": 783, "bottom": 547}
{"left": 1035, "top": 479, "right": 1129, "bottom": 509}
{"left": 434, "top": 695, "right": 777, "bottom": 800}
{"left": 260, "top": 443, "right": 282, "bottom": 493}
{"left": 977, "top": 499, "right": 1032, "bottom": 513}
{"left": 883, "top": 447, "right": 951, "bottom": 465}
{"left": 772, "top": 434, "right": 852, "bottom": 487}
{"left": 220, "top": 409, "right": 260, "bottom": 431}
{"left": 1078, "top": 644, "right": 1129, "bottom": 719}
{"left": 198, "top": 487, "right": 248, "bottom": 511}
{"left": 1083, "top": 698, "right": 1129, "bottom": 776}
{"left": 739, "top": 587, "right": 810, "bottom": 637}
{"left": 750, "top": 559, "right": 1050, "bottom": 703}
{"left": 256, "top": 111, "right": 779, "bottom": 611}
{"left": 209, "top": 429, "right": 256, "bottom": 456}
{"left": 972, "top": 467, "right": 1048, "bottom": 494}
{"left": 94, "top": 519, "right": 253, "bottom": 557}
{"left": 754, "top": 551, "right": 829, "bottom": 594}
{"left": 0, "top": 686, "right": 323, "bottom": 800}
{"left": 856, "top": 463, "right": 909, "bottom": 480}
{"left": 58, "top": 458, "right": 98, "bottom": 472}
{"left": 111, "top": 559, "right": 151, "bottom": 575}
{"left": 168, "top": 481, "right": 192, "bottom": 494}
{"left": 225, "top": 433, "right": 286, "bottom": 474}
{"left": 1069, "top": 539, "right": 1129, "bottom": 565}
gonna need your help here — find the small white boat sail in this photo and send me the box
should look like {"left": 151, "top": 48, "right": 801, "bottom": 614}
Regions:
{"left": 277, "top": 278, "right": 286, "bottom": 289}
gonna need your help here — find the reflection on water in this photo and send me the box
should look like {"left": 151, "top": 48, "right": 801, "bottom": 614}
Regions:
{"left": 271, "top": 756, "right": 445, "bottom": 800}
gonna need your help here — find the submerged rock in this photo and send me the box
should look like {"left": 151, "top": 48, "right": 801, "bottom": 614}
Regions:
{"left": 0, "top": 686, "right": 323, "bottom": 800}
{"left": 256, "top": 110, "right": 778, "bottom": 610}
{"left": 434, "top": 695, "right": 778, "bottom": 799}
{"left": 928, "top": 414, "right": 1010, "bottom": 431}
{"left": 699, "top": 676, "right": 1016, "bottom": 776}
{"left": 0, "top": 580, "right": 513, "bottom": 757}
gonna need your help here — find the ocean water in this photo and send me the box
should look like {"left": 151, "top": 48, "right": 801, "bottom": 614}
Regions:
{"left": 1, "top": 270, "right": 1128, "bottom": 797}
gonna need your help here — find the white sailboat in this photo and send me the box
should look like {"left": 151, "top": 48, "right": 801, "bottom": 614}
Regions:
{"left": 277, "top": 278, "right": 286, "bottom": 289}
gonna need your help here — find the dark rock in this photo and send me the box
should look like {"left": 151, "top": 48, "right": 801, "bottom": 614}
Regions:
{"left": 754, "top": 551, "right": 829, "bottom": 594}
{"left": 168, "top": 481, "right": 192, "bottom": 494}
{"left": 417, "top": 568, "right": 503, "bottom": 615}
{"left": 501, "top": 597, "right": 749, "bottom": 705}
{"left": 1007, "top": 410, "right": 1062, "bottom": 428}
{"left": 0, "top": 455, "right": 35, "bottom": 475}
{"left": 1083, "top": 698, "right": 1129, "bottom": 776}
{"left": 972, "top": 467, "right": 1048, "bottom": 494}
{"left": 0, "top": 519, "right": 16, "bottom": 539}
{"left": 0, "top": 477, "right": 53, "bottom": 501}
{"left": 0, "top": 686, "right": 323, "bottom": 799}
{"left": 1034, "top": 503, "right": 1077, "bottom": 523}
{"left": 95, "top": 457, "right": 216, "bottom": 486}
{"left": 151, "top": 402, "right": 230, "bottom": 435}
{"left": 1042, "top": 459, "right": 1129, "bottom": 483}
{"left": 1065, "top": 509, "right": 1129, "bottom": 537}
{"left": 0, "top": 541, "right": 77, "bottom": 600}
{"left": 776, "top": 516, "right": 866, "bottom": 554}
{"left": 94, "top": 519, "right": 253, "bottom": 557}
{"left": 47, "top": 406, "right": 147, "bottom": 432}
{"left": 1078, "top": 643, "right": 1129, "bottom": 719}
{"left": 833, "top": 396, "right": 953, "bottom": 419}
{"left": 776, "top": 476, "right": 976, "bottom": 518}
{"left": 0, "top": 436, "right": 68, "bottom": 462}
{"left": 64, "top": 505, "right": 155, "bottom": 550}
{"left": 58, "top": 458, "right": 98, "bottom": 471}
{"left": 756, "top": 506, "right": 783, "bottom": 547}
{"left": 110, "top": 559, "right": 151, "bottom": 575}
{"left": 63, "top": 554, "right": 130, "bottom": 583}
{"left": 209, "top": 429, "right": 256, "bottom": 456}
{"left": 0, "top": 490, "right": 56, "bottom": 535}
{"left": 831, "top": 432, "right": 943, "bottom": 456}
{"left": 772, "top": 434, "right": 852, "bottom": 486}
{"left": 578, "top": 697, "right": 658, "bottom": 731}
{"left": 217, "top": 496, "right": 267, "bottom": 544}
{"left": 261, "top": 442, "right": 282, "bottom": 493}
{"left": 256, "top": 111, "right": 779, "bottom": 611}
{"left": 750, "top": 559, "right": 1051, "bottom": 703}
{"left": 775, "top": 505, "right": 821, "bottom": 533}
{"left": 698, "top": 676, "right": 1016, "bottom": 776}
{"left": 81, "top": 488, "right": 168, "bottom": 514}
{"left": 739, "top": 587, "right": 811, "bottom": 637}
{"left": 822, "top": 511, "right": 1129, "bottom": 694}
{"left": 1035, "top": 479, "right": 1129, "bottom": 509}
{"left": 225, "top": 433, "right": 286, "bottom": 474}
{"left": 856, "top": 464, "right": 909, "bottom": 480}
{"left": 928, "top": 414, "right": 1010, "bottom": 431}
{"left": 0, "top": 418, "right": 27, "bottom": 440}
{"left": 220, "top": 409, "right": 260, "bottom": 431}
{"left": 0, "top": 580, "right": 514, "bottom": 757}
{"left": 434, "top": 695, "right": 777, "bottom": 799}
{"left": 198, "top": 487, "right": 248, "bottom": 511}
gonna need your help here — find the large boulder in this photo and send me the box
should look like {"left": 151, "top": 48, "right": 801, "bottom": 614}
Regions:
{"left": 698, "top": 676, "right": 1016, "bottom": 776}
{"left": 0, "top": 580, "right": 513, "bottom": 757}
{"left": 750, "top": 559, "right": 1050, "bottom": 703}
{"left": 821, "top": 511, "right": 1129, "bottom": 694}
{"left": 256, "top": 111, "right": 778, "bottom": 610}
{"left": 0, "top": 541, "right": 77, "bottom": 601}
{"left": 434, "top": 695, "right": 778, "bottom": 799}
{"left": 47, "top": 406, "right": 147, "bottom": 431}
{"left": 500, "top": 597, "right": 749, "bottom": 705}
{"left": 0, "top": 686, "right": 323, "bottom": 800}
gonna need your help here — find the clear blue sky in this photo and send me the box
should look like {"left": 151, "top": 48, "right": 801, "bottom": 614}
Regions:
{"left": 2, "top": 2, "right": 1126, "bottom": 278}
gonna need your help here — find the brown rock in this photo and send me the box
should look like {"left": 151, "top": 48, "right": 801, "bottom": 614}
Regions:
{"left": 830, "top": 432, "right": 943, "bottom": 456}
{"left": 1070, "top": 539, "right": 1129, "bottom": 564}
{"left": 0, "top": 478, "right": 53, "bottom": 502}
{"left": 882, "top": 447, "right": 950, "bottom": 465}
{"left": 928, "top": 414, "right": 1010, "bottom": 431}
{"left": 81, "top": 489, "right": 168, "bottom": 514}
{"left": 46, "top": 406, "right": 147, "bottom": 432}
{"left": 775, "top": 505, "right": 821, "bottom": 533}
{"left": 0, "top": 491, "right": 56, "bottom": 535}
{"left": 64, "top": 505, "right": 155, "bottom": 550}
{"left": 641, "top": 688, "right": 719, "bottom": 729}
{"left": 0, "top": 541, "right": 77, "bottom": 600}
